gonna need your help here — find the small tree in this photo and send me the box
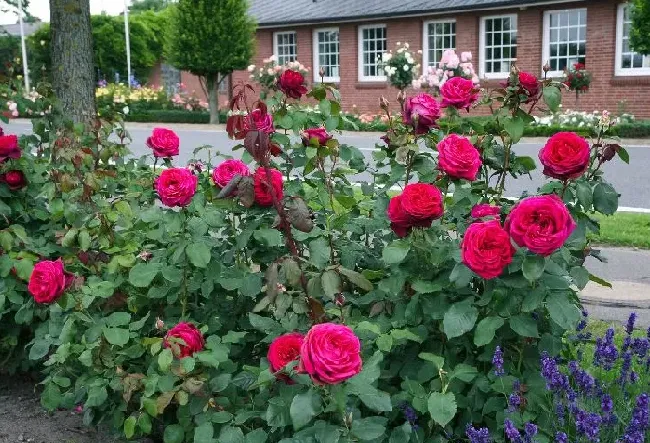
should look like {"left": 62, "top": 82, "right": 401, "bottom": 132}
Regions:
{"left": 630, "top": 0, "right": 650, "bottom": 55}
{"left": 166, "top": 0, "right": 255, "bottom": 124}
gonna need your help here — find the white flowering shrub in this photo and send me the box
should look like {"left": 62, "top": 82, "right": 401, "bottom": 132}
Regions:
{"left": 383, "top": 42, "right": 421, "bottom": 90}
{"left": 534, "top": 109, "right": 635, "bottom": 128}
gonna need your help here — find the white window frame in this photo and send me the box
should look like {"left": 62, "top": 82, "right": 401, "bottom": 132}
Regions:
{"left": 422, "top": 19, "right": 457, "bottom": 69}
{"left": 479, "top": 14, "right": 518, "bottom": 80}
{"left": 358, "top": 24, "right": 387, "bottom": 82}
{"left": 542, "top": 8, "right": 587, "bottom": 78}
{"left": 313, "top": 27, "right": 341, "bottom": 83}
{"left": 273, "top": 31, "right": 298, "bottom": 66}
{"left": 615, "top": 3, "right": 650, "bottom": 77}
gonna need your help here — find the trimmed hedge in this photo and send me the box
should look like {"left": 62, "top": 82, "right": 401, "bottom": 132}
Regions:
{"left": 126, "top": 110, "right": 212, "bottom": 124}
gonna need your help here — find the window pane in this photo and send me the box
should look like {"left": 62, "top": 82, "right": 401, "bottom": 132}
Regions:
{"left": 483, "top": 16, "right": 518, "bottom": 74}
{"left": 359, "top": 26, "right": 386, "bottom": 78}
{"left": 426, "top": 20, "right": 456, "bottom": 66}
{"left": 547, "top": 10, "right": 587, "bottom": 72}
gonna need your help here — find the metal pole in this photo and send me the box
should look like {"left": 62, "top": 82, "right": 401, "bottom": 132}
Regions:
{"left": 124, "top": 0, "right": 132, "bottom": 88}
{"left": 18, "top": 0, "right": 30, "bottom": 91}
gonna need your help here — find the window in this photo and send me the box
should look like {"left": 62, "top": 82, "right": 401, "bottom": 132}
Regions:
{"left": 423, "top": 20, "right": 456, "bottom": 68}
{"left": 274, "top": 31, "right": 298, "bottom": 65}
{"left": 313, "top": 28, "right": 340, "bottom": 82}
{"left": 479, "top": 15, "right": 518, "bottom": 79}
{"left": 616, "top": 3, "right": 650, "bottom": 76}
{"left": 358, "top": 24, "right": 387, "bottom": 81}
{"left": 543, "top": 9, "right": 587, "bottom": 77}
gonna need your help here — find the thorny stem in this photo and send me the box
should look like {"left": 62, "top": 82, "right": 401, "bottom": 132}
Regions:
{"left": 404, "top": 151, "right": 414, "bottom": 186}
{"left": 560, "top": 180, "right": 569, "bottom": 199}
{"left": 180, "top": 209, "right": 189, "bottom": 319}
{"left": 496, "top": 142, "right": 512, "bottom": 197}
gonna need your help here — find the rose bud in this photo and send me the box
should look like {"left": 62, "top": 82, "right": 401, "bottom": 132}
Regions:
{"left": 379, "top": 96, "right": 390, "bottom": 111}
{"left": 155, "top": 317, "right": 165, "bottom": 330}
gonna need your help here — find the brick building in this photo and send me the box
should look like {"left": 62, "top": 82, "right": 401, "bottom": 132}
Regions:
{"left": 174, "top": 0, "right": 650, "bottom": 118}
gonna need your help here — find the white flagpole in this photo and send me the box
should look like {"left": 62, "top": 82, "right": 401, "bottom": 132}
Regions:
{"left": 18, "top": 0, "right": 30, "bottom": 91}
{"left": 124, "top": 0, "right": 132, "bottom": 88}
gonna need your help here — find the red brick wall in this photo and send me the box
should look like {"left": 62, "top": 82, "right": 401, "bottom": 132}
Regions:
{"left": 169, "top": 0, "right": 650, "bottom": 118}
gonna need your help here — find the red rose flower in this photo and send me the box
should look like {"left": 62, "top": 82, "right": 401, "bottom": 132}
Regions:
{"left": 243, "top": 108, "right": 274, "bottom": 134}
{"left": 163, "top": 322, "right": 205, "bottom": 359}
{"left": 517, "top": 72, "right": 540, "bottom": 103}
{"left": 0, "top": 134, "right": 20, "bottom": 162}
{"left": 437, "top": 134, "right": 482, "bottom": 181}
{"left": 226, "top": 114, "right": 247, "bottom": 140}
{"left": 461, "top": 220, "right": 515, "bottom": 279}
{"left": 212, "top": 159, "right": 250, "bottom": 188}
{"left": 440, "top": 77, "right": 479, "bottom": 110}
{"left": 28, "top": 259, "right": 74, "bottom": 304}
{"left": 505, "top": 195, "right": 576, "bottom": 256}
{"left": 471, "top": 204, "right": 501, "bottom": 219}
{"left": 154, "top": 168, "right": 198, "bottom": 207}
{"left": 268, "top": 332, "right": 304, "bottom": 382}
{"left": 278, "top": 70, "right": 308, "bottom": 99}
{"left": 253, "top": 167, "right": 284, "bottom": 207}
{"left": 1, "top": 170, "right": 26, "bottom": 190}
{"left": 302, "top": 128, "right": 333, "bottom": 147}
{"left": 147, "top": 128, "right": 180, "bottom": 158}
{"left": 299, "top": 323, "right": 362, "bottom": 385}
{"left": 539, "top": 132, "right": 590, "bottom": 180}
{"left": 403, "top": 93, "right": 441, "bottom": 134}
{"left": 400, "top": 183, "right": 444, "bottom": 221}
{"left": 387, "top": 195, "right": 412, "bottom": 238}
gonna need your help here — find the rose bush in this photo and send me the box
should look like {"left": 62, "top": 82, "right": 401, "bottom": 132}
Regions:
{"left": 0, "top": 65, "right": 637, "bottom": 443}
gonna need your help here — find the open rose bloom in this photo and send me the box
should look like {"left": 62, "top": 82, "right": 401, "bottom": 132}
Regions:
{"left": 299, "top": 323, "right": 362, "bottom": 384}
{"left": 147, "top": 127, "right": 180, "bottom": 158}
{"left": 155, "top": 168, "right": 198, "bottom": 207}
{"left": 164, "top": 322, "right": 205, "bottom": 358}
{"left": 28, "top": 259, "right": 74, "bottom": 304}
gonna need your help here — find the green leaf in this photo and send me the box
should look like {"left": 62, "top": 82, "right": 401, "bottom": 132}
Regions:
{"left": 164, "top": 425, "right": 185, "bottom": 443}
{"left": 103, "top": 327, "right": 130, "bottom": 346}
{"left": 509, "top": 315, "right": 540, "bottom": 338}
{"left": 522, "top": 287, "right": 547, "bottom": 312}
{"left": 129, "top": 262, "right": 161, "bottom": 288}
{"left": 240, "top": 274, "right": 262, "bottom": 298}
{"left": 254, "top": 228, "right": 284, "bottom": 247}
{"left": 85, "top": 386, "right": 108, "bottom": 408}
{"left": 576, "top": 182, "right": 593, "bottom": 210}
{"left": 248, "top": 313, "right": 279, "bottom": 334}
{"left": 158, "top": 348, "right": 174, "bottom": 371}
{"left": 543, "top": 85, "right": 562, "bottom": 112}
{"left": 318, "top": 99, "right": 332, "bottom": 117}
{"left": 290, "top": 389, "right": 321, "bottom": 431}
{"left": 338, "top": 267, "right": 373, "bottom": 291}
{"left": 29, "top": 338, "right": 51, "bottom": 360}
{"left": 309, "top": 237, "right": 331, "bottom": 269}
{"left": 351, "top": 417, "right": 387, "bottom": 441}
{"left": 347, "top": 383, "right": 393, "bottom": 412}
{"left": 418, "top": 353, "right": 444, "bottom": 370}
{"left": 78, "top": 230, "right": 91, "bottom": 251}
{"left": 522, "top": 255, "right": 546, "bottom": 281}
{"left": 382, "top": 240, "right": 410, "bottom": 265}
{"left": 218, "top": 426, "right": 244, "bottom": 443}
{"left": 62, "top": 228, "right": 78, "bottom": 248}
{"left": 124, "top": 416, "right": 137, "bottom": 439}
{"left": 41, "top": 383, "right": 62, "bottom": 411}
{"left": 106, "top": 311, "right": 132, "bottom": 327}
{"left": 474, "top": 316, "right": 504, "bottom": 347}
{"left": 589, "top": 273, "right": 612, "bottom": 288}
{"left": 443, "top": 300, "right": 478, "bottom": 339}
{"left": 186, "top": 242, "right": 211, "bottom": 268}
{"left": 194, "top": 422, "right": 214, "bottom": 443}
{"left": 503, "top": 115, "right": 524, "bottom": 143}
{"left": 546, "top": 292, "right": 581, "bottom": 330}
{"left": 617, "top": 146, "right": 630, "bottom": 164}
{"left": 321, "top": 270, "right": 341, "bottom": 299}
{"left": 593, "top": 182, "right": 619, "bottom": 215}
{"left": 427, "top": 392, "right": 457, "bottom": 427}
{"left": 449, "top": 364, "right": 478, "bottom": 383}
{"left": 245, "top": 429, "right": 268, "bottom": 443}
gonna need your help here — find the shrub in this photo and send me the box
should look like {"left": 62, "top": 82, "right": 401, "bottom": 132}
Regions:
{"left": 0, "top": 66, "right": 642, "bottom": 443}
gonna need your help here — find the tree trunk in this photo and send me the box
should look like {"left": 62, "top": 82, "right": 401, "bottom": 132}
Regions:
{"left": 50, "top": 0, "right": 96, "bottom": 124}
{"left": 206, "top": 74, "right": 220, "bottom": 125}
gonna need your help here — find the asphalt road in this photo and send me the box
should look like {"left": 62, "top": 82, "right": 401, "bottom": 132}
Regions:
{"left": 5, "top": 119, "right": 650, "bottom": 209}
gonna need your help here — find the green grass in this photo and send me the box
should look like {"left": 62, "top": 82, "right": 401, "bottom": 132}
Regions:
{"left": 589, "top": 212, "right": 650, "bottom": 249}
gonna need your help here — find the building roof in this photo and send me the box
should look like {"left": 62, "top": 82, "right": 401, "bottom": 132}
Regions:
{"left": 0, "top": 22, "right": 43, "bottom": 37}
{"left": 249, "top": 0, "right": 585, "bottom": 27}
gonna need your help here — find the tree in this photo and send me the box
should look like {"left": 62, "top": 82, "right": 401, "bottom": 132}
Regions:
{"left": 630, "top": 0, "right": 650, "bottom": 55}
{"left": 50, "top": 0, "right": 96, "bottom": 124}
{"left": 129, "top": 0, "right": 172, "bottom": 13}
{"left": 166, "top": 0, "right": 255, "bottom": 124}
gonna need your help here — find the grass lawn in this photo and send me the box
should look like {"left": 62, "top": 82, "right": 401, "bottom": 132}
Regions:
{"left": 590, "top": 212, "right": 650, "bottom": 249}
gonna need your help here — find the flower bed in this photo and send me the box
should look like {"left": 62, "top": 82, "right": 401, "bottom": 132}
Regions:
{"left": 0, "top": 67, "right": 647, "bottom": 443}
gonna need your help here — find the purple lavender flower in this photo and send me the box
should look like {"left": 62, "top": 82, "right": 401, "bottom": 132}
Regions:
{"left": 602, "top": 394, "right": 613, "bottom": 413}
{"left": 493, "top": 346, "right": 505, "bottom": 377}
{"left": 555, "top": 432, "right": 568, "bottom": 443}
{"left": 466, "top": 425, "right": 492, "bottom": 443}
{"left": 576, "top": 409, "right": 602, "bottom": 442}
{"left": 626, "top": 312, "right": 637, "bottom": 335}
{"left": 620, "top": 394, "right": 649, "bottom": 443}
{"left": 509, "top": 393, "right": 522, "bottom": 411}
{"left": 631, "top": 338, "right": 649, "bottom": 360}
{"left": 594, "top": 328, "right": 619, "bottom": 370}
{"left": 619, "top": 351, "right": 633, "bottom": 387}
{"left": 568, "top": 361, "right": 596, "bottom": 395}
{"left": 524, "top": 423, "right": 537, "bottom": 443}
{"left": 399, "top": 402, "right": 419, "bottom": 430}
{"left": 555, "top": 402, "right": 566, "bottom": 425}
{"left": 623, "top": 336, "right": 632, "bottom": 353}
{"left": 541, "top": 353, "right": 569, "bottom": 393}
{"left": 504, "top": 419, "right": 523, "bottom": 443}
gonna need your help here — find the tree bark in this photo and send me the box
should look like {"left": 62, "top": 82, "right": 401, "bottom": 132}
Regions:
{"left": 205, "top": 73, "right": 220, "bottom": 125}
{"left": 50, "top": 0, "right": 96, "bottom": 124}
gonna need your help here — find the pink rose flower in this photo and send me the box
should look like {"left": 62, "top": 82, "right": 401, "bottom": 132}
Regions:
{"left": 0, "top": 134, "right": 20, "bottom": 162}
{"left": 300, "top": 323, "right": 362, "bottom": 384}
{"left": 155, "top": 168, "right": 198, "bottom": 207}
{"left": 212, "top": 159, "right": 250, "bottom": 188}
{"left": 253, "top": 167, "right": 284, "bottom": 207}
{"left": 302, "top": 128, "right": 333, "bottom": 147}
{"left": 243, "top": 108, "right": 274, "bottom": 134}
{"left": 28, "top": 259, "right": 74, "bottom": 304}
{"left": 164, "top": 322, "right": 205, "bottom": 358}
{"left": 403, "top": 93, "right": 441, "bottom": 135}
{"left": 268, "top": 332, "right": 304, "bottom": 382}
{"left": 471, "top": 204, "right": 501, "bottom": 219}
{"left": 505, "top": 195, "right": 576, "bottom": 256}
{"left": 147, "top": 128, "right": 180, "bottom": 158}
{"left": 437, "top": 134, "right": 482, "bottom": 181}
{"left": 440, "top": 77, "right": 479, "bottom": 111}
{"left": 539, "top": 132, "right": 590, "bottom": 181}
{"left": 461, "top": 220, "right": 515, "bottom": 279}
